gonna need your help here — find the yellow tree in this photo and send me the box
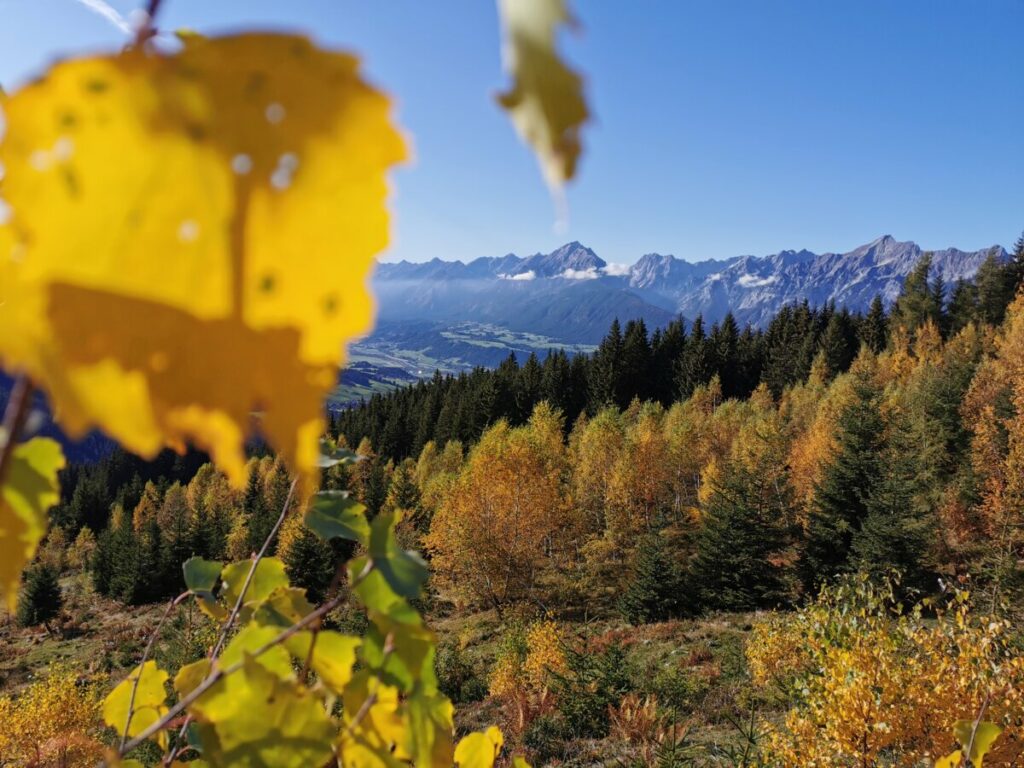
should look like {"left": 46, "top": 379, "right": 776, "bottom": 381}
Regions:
{"left": 426, "top": 404, "right": 569, "bottom": 613}
{"left": 568, "top": 406, "right": 624, "bottom": 535}
{"left": 605, "top": 403, "right": 671, "bottom": 549}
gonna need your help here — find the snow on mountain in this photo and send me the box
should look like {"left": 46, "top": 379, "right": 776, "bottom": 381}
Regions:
{"left": 373, "top": 236, "right": 1009, "bottom": 338}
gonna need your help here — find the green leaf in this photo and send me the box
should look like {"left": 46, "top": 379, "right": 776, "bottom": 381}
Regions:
{"left": 304, "top": 490, "right": 368, "bottom": 544}
{"left": 0, "top": 437, "right": 64, "bottom": 610}
{"left": 317, "top": 438, "right": 362, "bottom": 468}
{"left": 220, "top": 624, "right": 294, "bottom": 680}
{"left": 363, "top": 616, "right": 437, "bottom": 693}
{"left": 348, "top": 555, "right": 420, "bottom": 624}
{"left": 954, "top": 719, "right": 1003, "bottom": 766}
{"left": 407, "top": 685, "right": 455, "bottom": 766}
{"left": 368, "top": 513, "right": 428, "bottom": 599}
{"left": 183, "top": 556, "right": 222, "bottom": 595}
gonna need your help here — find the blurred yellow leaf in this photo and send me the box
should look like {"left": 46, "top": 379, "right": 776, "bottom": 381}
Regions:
{"left": 102, "top": 660, "right": 169, "bottom": 750}
{"left": 496, "top": 0, "right": 588, "bottom": 189}
{"left": 953, "top": 720, "right": 1003, "bottom": 767}
{"left": 0, "top": 437, "right": 64, "bottom": 610}
{"left": 0, "top": 34, "right": 406, "bottom": 487}
{"left": 454, "top": 725, "right": 504, "bottom": 768}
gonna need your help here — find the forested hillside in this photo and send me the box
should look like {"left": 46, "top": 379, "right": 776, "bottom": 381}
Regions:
{"left": 20, "top": 240, "right": 1024, "bottom": 764}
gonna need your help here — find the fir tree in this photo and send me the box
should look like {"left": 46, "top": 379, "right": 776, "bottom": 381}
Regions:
{"left": 618, "top": 531, "right": 685, "bottom": 624}
{"left": 801, "top": 367, "right": 885, "bottom": 588}
{"left": 691, "top": 455, "right": 794, "bottom": 611}
{"left": 282, "top": 526, "right": 337, "bottom": 603}
{"left": 852, "top": 419, "right": 936, "bottom": 596}
{"left": 18, "top": 563, "right": 63, "bottom": 628}
{"left": 860, "top": 295, "right": 888, "bottom": 353}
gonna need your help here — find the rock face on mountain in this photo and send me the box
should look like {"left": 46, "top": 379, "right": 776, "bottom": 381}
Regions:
{"left": 373, "top": 236, "right": 1008, "bottom": 343}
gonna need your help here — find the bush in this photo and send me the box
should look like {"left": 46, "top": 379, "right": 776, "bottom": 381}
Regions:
{"left": 552, "top": 641, "right": 634, "bottom": 738}
{"left": 18, "top": 562, "right": 63, "bottom": 628}
{"left": 435, "top": 640, "right": 483, "bottom": 704}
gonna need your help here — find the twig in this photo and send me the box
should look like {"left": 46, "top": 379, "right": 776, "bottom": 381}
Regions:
{"left": 208, "top": 477, "right": 297, "bottom": 660}
{"left": 162, "top": 475, "right": 298, "bottom": 760}
{"left": 116, "top": 560, "right": 375, "bottom": 759}
{"left": 119, "top": 592, "right": 189, "bottom": 750}
{"left": 0, "top": 375, "right": 35, "bottom": 489}
{"left": 963, "top": 692, "right": 991, "bottom": 768}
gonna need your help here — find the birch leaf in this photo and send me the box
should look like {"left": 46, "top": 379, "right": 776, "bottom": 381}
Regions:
{"left": 496, "top": 0, "right": 588, "bottom": 189}
{"left": 0, "top": 34, "right": 406, "bottom": 487}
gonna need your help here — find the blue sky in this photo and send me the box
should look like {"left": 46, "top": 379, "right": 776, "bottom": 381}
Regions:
{"left": 1, "top": 1, "right": 1021, "bottom": 265}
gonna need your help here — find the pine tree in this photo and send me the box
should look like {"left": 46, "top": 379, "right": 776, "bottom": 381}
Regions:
{"left": 820, "top": 310, "right": 856, "bottom": 377}
{"left": 676, "top": 315, "right": 712, "bottom": 399}
{"left": 947, "top": 279, "right": 979, "bottom": 334}
{"left": 860, "top": 295, "right": 888, "bottom": 353}
{"left": 852, "top": 419, "right": 936, "bottom": 596}
{"left": 589, "top": 318, "right": 623, "bottom": 411}
{"left": 618, "top": 531, "right": 685, "bottom": 624}
{"left": 892, "top": 254, "right": 940, "bottom": 335}
{"left": 18, "top": 563, "right": 63, "bottom": 628}
{"left": 281, "top": 525, "right": 337, "bottom": 603}
{"left": 801, "top": 367, "right": 885, "bottom": 588}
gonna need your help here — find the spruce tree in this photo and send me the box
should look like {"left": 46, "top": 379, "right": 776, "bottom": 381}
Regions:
{"left": 18, "top": 563, "right": 63, "bottom": 628}
{"left": 691, "top": 455, "right": 793, "bottom": 611}
{"left": 676, "top": 315, "right": 712, "bottom": 399}
{"left": 619, "top": 531, "right": 685, "bottom": 624}
{"left": 801, "top": 367, "right": 885, "bottom": 588}
{"left": 282, "top": 526, "right": 336, "bottom": 603}
{"left": 860, "top": 295, "right": 888, "bottom": 353}
{"left": 852, "top": 419, "right": 936, "bottom": 596}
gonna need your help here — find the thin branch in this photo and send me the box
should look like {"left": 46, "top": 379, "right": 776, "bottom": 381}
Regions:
{"left": 119, "top": 592, "right": 189, "bottom": 751}
{"left": 116, "top": 561, "right": 374, "bottom": 759}
{"left": 134, "top": 0, "right": 167, "bottom": 45}
{"left": 209, "top": 477, "right": 297, "bottom": 660}
{"left": 963, "top": 692, "right": 991, "bottom": 768}
{"left": 0, "top": 376, "right": 35, "bottom": 489}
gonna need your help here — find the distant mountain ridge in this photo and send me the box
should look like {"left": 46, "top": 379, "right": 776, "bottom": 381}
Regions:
{"left": 375, "top": 235, "right": 1007, "bottom": 332}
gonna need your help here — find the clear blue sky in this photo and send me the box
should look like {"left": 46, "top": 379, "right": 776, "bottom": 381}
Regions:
{"left": 1, "top": 1, "right": 1021, "bottom": 264}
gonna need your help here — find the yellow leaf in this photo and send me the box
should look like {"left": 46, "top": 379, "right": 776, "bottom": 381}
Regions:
{"left": 496, "top": 0, "right": 588, "bottom": 189}
{"left": 953, "top": 720, "right": 1003, "bottom": 766}
{"left": 285, "top": 630, "right": 360, "bottom": 694}
{"left": 0, "top": 34, "right": 406, "bottom": 488}
{"left": 454, "top": 725, "right": 504, "bottom": 768}
{"left": 190, "top": 657, "right": 335, "bottom": 768}
{"left": 935, "top": 751, "right": 962, "bottom": 768}
{"left": 0, "top": 437, "right": 63, "bottom": 610}
{"left": 102, "top": 660, "right": 170, "bottom": 750}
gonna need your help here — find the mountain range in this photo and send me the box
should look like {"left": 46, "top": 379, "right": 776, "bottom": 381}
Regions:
{"left": 373, "top": 235, "right": 1006, "bottom": 337}
{"left": 334, "top": 236, "right": 1007, "bottom": 402}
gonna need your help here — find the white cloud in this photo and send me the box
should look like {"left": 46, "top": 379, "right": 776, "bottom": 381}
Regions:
{"left": 602, "top": 263, "right": 631, "bottom": 277}
{"left": 560, "top": 267, "right": 600, "bottom": 280}
{"left": 500, "top": 270, "right": 536, "bottom": 281}
{"left": 737, "top": 274, "right": 778, "bottom": 288}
